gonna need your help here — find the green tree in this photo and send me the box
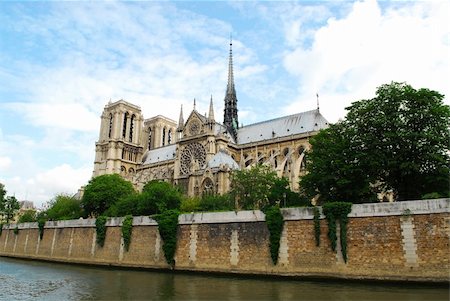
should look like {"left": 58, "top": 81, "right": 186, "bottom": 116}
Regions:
{"left": 82, "top": 174, "right": 135, "bottom": 217}
{"left": 137, "top": 181, "right": 182, "bottom": 215}
{"left": 0, "top": 196, "right": 20, "bottom": 223}
{"left": 46, "top": 194, "right": 83, "bottom": 221}
{"left": 301, "top": 82, "right": 450, "bottom": 203}
{"left": 230, "top": 164, "right": 279, "bottom": 210}
{"left": 18, "top": 210, "right": 37, "bottom": 223}
{"left": 300, "top": 122, "right": 377, "bottom": 204}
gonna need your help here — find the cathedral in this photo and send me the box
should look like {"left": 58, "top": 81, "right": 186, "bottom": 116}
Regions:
{"left": 92, "top": 42, "right": 329, "bottom": 197}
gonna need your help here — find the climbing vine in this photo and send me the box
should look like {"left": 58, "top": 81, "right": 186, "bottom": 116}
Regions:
{"left": 122, "top": 215, "right": 133, "bottom": 251}
{"left": 155, "top": 209, "right": 180, "bottom": 267}
{"left": 95, "top": 216, "right": 108, "bottom": 247}
{"left": 13, "top": 226, "right": 19, "bottom": 235}
{"left": 322, "top": 202, "right": 352, "bottom": 262}
{"left": 264, "top": 205, "right": 284, "bottom": 265}
{"left": 313, "top": 206, "right": 321, "bottom": 247}
{"left": 38, "top": 219, "right": 46, "bottom": 240}
{"left": 0, "top": 223, "right": 3, "bottom": 236}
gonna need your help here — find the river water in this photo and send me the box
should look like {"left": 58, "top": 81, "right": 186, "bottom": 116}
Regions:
{"left": 0, "top": 257, "right": 447, "bottom": 301}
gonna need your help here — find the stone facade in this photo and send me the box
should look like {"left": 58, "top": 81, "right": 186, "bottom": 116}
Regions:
{"left": 92, "top": 43, "right": 329, "bottom": 196}
{"left": 1, "top": 199, "right": 448, "bottom": 282}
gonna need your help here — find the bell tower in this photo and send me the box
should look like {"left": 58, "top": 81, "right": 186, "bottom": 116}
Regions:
{"left": 93, "top": 100, "right": 144, "bottom": 178}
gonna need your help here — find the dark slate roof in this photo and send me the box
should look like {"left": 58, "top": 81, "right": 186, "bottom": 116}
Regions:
{"left": 236, "top": 109, "right": 329, "bottom": 145}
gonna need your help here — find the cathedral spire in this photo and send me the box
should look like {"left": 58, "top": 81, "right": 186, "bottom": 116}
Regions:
{"left": 178, "top": 105, "right": 184, "bottom": 129}
{"left": 223, "top": 37, "right": 238, "bottom": 140}
{"left": 208, "top": 95, "right": 215, "bottom": 121}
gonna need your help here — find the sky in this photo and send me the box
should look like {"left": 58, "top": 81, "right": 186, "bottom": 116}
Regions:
{"left": 0, "top": 0, "right": 448, "bottom": 208}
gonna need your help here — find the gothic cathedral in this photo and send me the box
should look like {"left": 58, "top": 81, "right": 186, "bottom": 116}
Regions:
{"left": 92, "top": 42, "right": 329, "bottom": 196}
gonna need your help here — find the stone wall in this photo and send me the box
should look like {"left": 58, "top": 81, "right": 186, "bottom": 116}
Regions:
{"left": 0, "top": 199, "right": 448, "bottom": 282}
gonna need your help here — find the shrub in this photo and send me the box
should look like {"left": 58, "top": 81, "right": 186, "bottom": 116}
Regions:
{"left": 180, "top": 197, "right": 201, "bottom": 212}
{"left": 199, "top": 194, "right": 233, "bottom": 212}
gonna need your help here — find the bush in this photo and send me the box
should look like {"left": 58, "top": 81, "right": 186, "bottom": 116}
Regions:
{"left": 199, "top": 194, "right": 233, "bottom": 212}
{"left": 138, "top": 181, "right": 182, "bottom": 215}
{"left": 46, "top": 194, "right": 83, "bottom": 221}
{"left": 106, "top": 194, "right": 139, "bottom": 217}
{"left": 180, "top": 197, "right": 201, "bottom": 212}
{"left": 82, "top": 174, "right": 135, "bottom": 217}
{"left": 18, "top": 210, "right": 37, "bottom": 223}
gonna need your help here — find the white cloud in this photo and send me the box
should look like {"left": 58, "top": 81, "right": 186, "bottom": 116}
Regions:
{"left": 282, "top": 0, "right": 450, "bottom": 122}
{"left": 2, "top": 164, "right": 92, "bottom": 208}
{"left": 0, "top": 156, "right": 12, "bottom": 171}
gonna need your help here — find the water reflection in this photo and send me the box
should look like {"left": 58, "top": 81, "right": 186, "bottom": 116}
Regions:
{"left": 0, "top": 257, "right": 447, "bottom": 301}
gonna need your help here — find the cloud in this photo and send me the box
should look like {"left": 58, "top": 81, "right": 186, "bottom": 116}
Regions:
{"left": 0, "top": 156, "right": 12, "bottom": 171}
{"left": 282, "top": 0, "right": 450, "bottom": 122}
{"left": 2, "top": 164, "right": 92, "bottom": 208}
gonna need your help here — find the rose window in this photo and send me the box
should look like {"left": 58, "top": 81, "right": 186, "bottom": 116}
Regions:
{"left": 180, "top": 142, "right": 206, "bottom": 175}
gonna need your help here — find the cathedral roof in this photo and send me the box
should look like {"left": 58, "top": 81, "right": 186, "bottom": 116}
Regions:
{"left": 142, "top": 144, "right": 176, "bottom": 165}
{"left": 236, "top": 109, "right": 329, "bottom": 145}
{"left": 207, "top": 150, "right": 240, "bottom": 170}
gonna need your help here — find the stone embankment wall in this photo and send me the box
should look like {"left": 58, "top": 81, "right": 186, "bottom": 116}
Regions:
{"left": 1, "top": 199, "right": 448, "bottom": 282}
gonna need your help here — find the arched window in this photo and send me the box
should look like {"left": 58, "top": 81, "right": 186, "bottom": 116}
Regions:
{"left": 122, "top": 112, "right": 129, "bottom": 139}
{"left": 108, "top": 113, "right": 113, "bottom": 138}
{"left": 162, "top": 128, "right": 166, "bottom": 146}
{"left": 129, "top": 114, "right": 135, "bottom": 142}
{"left": 168, "top": 129, "right": 172, "bottom": 144}
{"left": 148, "top": 128, "right": 152, "bottom": 150}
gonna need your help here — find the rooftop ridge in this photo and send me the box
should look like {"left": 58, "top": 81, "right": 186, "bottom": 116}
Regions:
{"left": 240, "top": 109, "right": 323, "bottom": 129}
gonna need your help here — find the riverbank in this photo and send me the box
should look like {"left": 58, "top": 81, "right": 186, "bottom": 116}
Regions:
{"left": 1, "top": 199, "right": 449, "bottom": 283}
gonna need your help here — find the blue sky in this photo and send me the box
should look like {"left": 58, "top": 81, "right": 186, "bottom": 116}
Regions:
{"left": 0, "top": 1, "right": 448, "bottom": 208}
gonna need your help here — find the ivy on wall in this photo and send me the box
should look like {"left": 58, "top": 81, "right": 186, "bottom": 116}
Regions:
{"left": 155, "top": 209, "right": 180, "bottom": 267}
{"left": 313, "top": 207, "right": 321, "bottom": 247}
{"left": 13, "top": 226, "right": 19, "bottom": 235}
{"left": 122, "top": 215, "right": 133, "bottom": 252}
{"left": 38, "top": 219, "right": 46, "bottom": 240}
{"left": 95, "top": 216, "right": 108, "bottom": 247}
{"left": 322, "top": 202, "right": 352, "bottom": 262}
{"left": 0, "top": 223, "right": 3, "bottom": 236}
{"left": 264, "top": 205, "right": 284, "bottom": 265}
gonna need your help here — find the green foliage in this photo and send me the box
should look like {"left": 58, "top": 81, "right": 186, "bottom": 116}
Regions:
{"left": 95, "top": 216, "right": 108, "bottom": 247}
{"left": 18, "top": 210, "right": 37, "bottom": 223}
{"left": 322, "top": 202, "right": 352, "bottom": 262}
{"left": 139, "top": 181, "right": 182, "bottom": 215}
{"left": 82, "top": 174, "right": 135, "bottom": 217}
{"left": 0, "top": 223, "right": 3, "bottom": 236}
{"left": 13, "top": 226, "right": 19, "bottom": 235}
{"left": 38, "top": 219, "right": 46, "bottom": 240}
{"left": 263, "top": 205, "right": 284, "bottom": 265}
{"left": 180, "top": 197, "right": 201, "bottom": 212}
{"left": 230, "top": 165, "right": 280, "bottom": 210}
{"left": 301, "top": 82, "right": 450, "bottom": 203}
{"left": 421, "top": 192, "right": 445, "bottom": 200}
{"left": 313, "top": 207, "right": 321, "bottom": 247}
{"left": 0, "top": 195, "right": 20, "bottom": 223}
{"left": 121, "top": 215, "right": 133, "bottom": 252}
{"left": 106, "top": 194, "right": 139, "bottom": 217}
{"left": 199, "top": 194, "right": 234, "bottom": 212}
{"left": 155, "top": 209, "right": 180, "bottom": 267}
{"left": 46, "top": 194, "right": 83, "bottom": 221}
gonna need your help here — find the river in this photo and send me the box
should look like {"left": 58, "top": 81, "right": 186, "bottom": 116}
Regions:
{"left": 0, "top": 257, "right": 447, "bottom": 301}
